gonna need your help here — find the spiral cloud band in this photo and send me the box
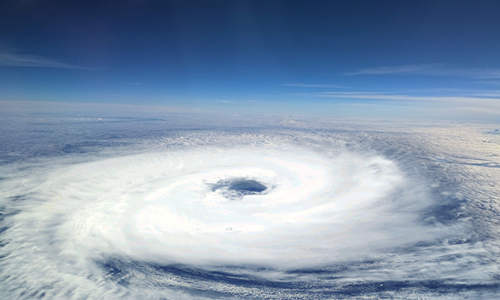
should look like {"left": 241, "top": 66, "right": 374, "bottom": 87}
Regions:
{"left": 1, "top": 127, "right": 498, "bottom": 299}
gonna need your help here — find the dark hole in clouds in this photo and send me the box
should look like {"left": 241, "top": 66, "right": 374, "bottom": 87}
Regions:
{"left": 210, "top": 178, "right": 268, "bottom": 199}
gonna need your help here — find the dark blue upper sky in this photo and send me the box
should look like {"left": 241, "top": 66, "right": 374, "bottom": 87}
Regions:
{"left": 1, "top": 0, "right": 500, "bottom": 121}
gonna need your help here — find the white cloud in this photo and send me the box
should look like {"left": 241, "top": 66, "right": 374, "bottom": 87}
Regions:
{"left": 345, "top": 64, "right": 439, "bottom": 76}
{"left": 317, "top": 91, "right": 500, "bottom": 104}
{"left": 346, "top": 64, "right": 500, "bottom": 79}
{"left": 0, "top": 52, "right": 88, "bottom": 69}
{"left": 282, "top": 83, "right": 345, "bottom": 88}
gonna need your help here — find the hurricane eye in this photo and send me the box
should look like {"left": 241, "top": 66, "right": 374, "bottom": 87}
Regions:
{"left": 210, "top": 178, "right": 268, "bottom": 199}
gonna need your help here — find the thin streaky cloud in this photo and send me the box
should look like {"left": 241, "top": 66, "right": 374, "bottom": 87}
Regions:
{"left": 346, "top": 64, "right": 500, "bottom": 79}
{"left": 317, "top": 91, "right": 500, "bottom": 103}
{"left": 215, "top": 99, "right": 234, "bottom": 104}
{"left": 345, "top": 64, "right": 439, "bottom": 76}
{"left": 477, "top": 80, "right": 500, "bottom": 85}
{"left": 473, "top": 91, "right": 500, "bottom": 97}
{"left": 0, "top": 52, "right": 88, "bottom": 69}
{"left": 282, "top": 83, "right": 345, "bottom": 88}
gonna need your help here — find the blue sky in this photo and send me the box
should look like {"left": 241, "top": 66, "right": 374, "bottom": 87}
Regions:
{"left": 1, "top": 0, "right": 500, "bottom": 121}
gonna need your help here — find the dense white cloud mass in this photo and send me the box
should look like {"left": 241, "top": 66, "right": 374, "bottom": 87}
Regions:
{"left": 0, "top": 121, "right": 499, "bottom": 299}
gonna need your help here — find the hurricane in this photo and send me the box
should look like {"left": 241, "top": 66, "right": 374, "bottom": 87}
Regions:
{"left": 1, "top": 120, "right": 499, "bottom": 299}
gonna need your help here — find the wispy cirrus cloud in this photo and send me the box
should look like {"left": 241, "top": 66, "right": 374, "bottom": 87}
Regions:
{"left": 476, "top": 80, "right": 500, "bottom": 85}
{"left": 0, "top": 52, "right": 88, "bottom": 69}
{"left": 282, "top": 83, "right": 345, "bottom": 88}
{"left": 346, "top": 64, "right": 500, "bottom": 79}
{"left": 345, "top": 64, "right": 439, "bottom": 76}
{"left": 316, "top": 91, "right": 500, "bottom": 103}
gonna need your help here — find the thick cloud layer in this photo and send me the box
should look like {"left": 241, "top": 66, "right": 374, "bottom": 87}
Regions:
{"left": 0, "top": 125, "right": 498, "bottom": 299}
